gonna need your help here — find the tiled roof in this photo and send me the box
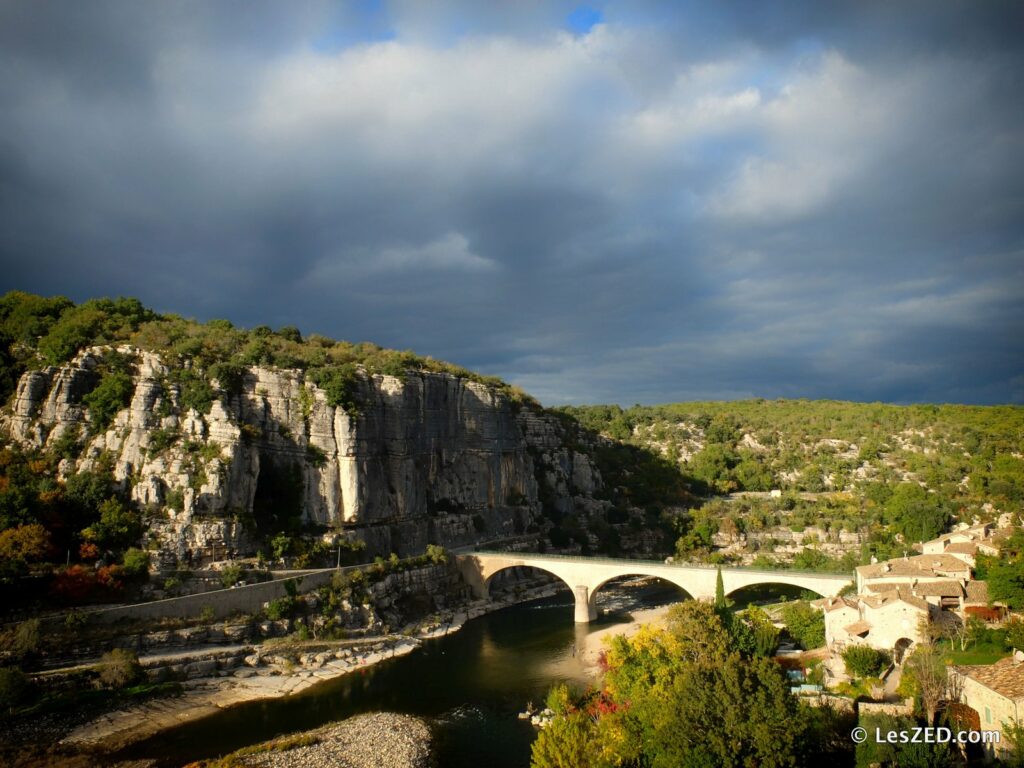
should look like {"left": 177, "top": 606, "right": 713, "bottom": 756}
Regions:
{"left": 857, "top": 554, "right": 972, "bottom": 580}
{"left": 944, "top": 542, "right": 979, "bottom": 555}
{"left": 861, "top": 587, "right": 931, "bottom": 612}
{"left": 964, "top": 580, "right": 989, "bottom": 605}
{"left": 820, "top": 596, "right": 858, "bottom": 613}
{"left": 911, "top": 580, "right": 964, "bottom": 597}
{"left": 923, "top": 523, "right": 1003, "bottom": 549}
{"left": 957, "top": 657, "right": 1024, "bottom": 701}
{"left": 844, "top": 620, "right": 871, "bottom": 636}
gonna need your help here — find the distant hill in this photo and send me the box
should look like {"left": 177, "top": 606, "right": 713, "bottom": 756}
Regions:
{"left": 561, "top": 400, "right": 1023, "bottom": 569}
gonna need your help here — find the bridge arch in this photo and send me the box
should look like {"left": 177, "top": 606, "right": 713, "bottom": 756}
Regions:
{"left": 483, "top": 564, "right": 574, "bottom": 600}
{"left": 724, "top": 581, "right": 827, "bottom": 607}
{"left": 587, "top": 573, "right": 694, "bottom": 618}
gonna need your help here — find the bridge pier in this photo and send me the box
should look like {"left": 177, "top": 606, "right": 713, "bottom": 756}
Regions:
{"left": 574, "top": 585, "right": 597, "bottom": 623}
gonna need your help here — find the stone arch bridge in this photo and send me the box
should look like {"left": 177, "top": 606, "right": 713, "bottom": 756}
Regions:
{"left": 457, "top": 551, "right": 852, "bottom": 623}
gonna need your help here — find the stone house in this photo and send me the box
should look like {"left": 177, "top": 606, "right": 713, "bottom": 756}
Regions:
{"left": 855, "top": 554, "right": 972, "bottom": 594}
{"left": 819, "top": 596, "right": 861, "bottom": 648}
{"left": 921, "top": 522, "right": 1010, "bottom": 562}
{"left": 951, "top": 655, "right": 1024, "bottom": 759}
{"left": 818, "top": 588, "right": 935, "bottom": 660}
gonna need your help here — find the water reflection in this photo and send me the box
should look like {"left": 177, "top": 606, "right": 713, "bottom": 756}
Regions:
{"left": 122, "top": 581, "right": 683, "bottom": 768}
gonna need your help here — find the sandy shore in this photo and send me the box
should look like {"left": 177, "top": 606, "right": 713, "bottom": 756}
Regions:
{"left": 577, "top": 604, "right": 673, "bottom": 678}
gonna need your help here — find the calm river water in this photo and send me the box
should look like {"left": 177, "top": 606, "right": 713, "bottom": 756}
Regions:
{"left": 123, "top": 580, "right": 798, "bottom": 767}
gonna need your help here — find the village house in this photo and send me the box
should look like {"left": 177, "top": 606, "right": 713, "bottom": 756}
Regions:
{"left": 818, "top": 588, "right": 935, "bottom": 660}
{"left": 951, "top": 654, "right": 1024, "bottom": 759}
{"left": 855, "top": 553, "right": 972, "bottom": 594}
{"left": 821, "top": 549, "right": 995, "bottom": 658}
{"left": 920, "top": 522, "right": 1008, "bottom": 565}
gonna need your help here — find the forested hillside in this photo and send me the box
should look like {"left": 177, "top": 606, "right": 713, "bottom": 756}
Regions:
{"left": 0, "top": 290, "right": 1020, "bottom": 609}
{"left": 562, "top": 401, "right": 1023, "bottom": 570}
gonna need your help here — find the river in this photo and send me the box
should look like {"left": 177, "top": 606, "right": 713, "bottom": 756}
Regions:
{"left": 122, "top": 579, "right": 802, "bottom": 767}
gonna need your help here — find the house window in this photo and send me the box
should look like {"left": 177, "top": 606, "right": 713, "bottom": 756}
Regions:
{"left": 985, "top": 706, "right": 991, "bottom": 724}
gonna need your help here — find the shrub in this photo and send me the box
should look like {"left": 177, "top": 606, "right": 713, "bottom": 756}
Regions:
{"left": 173, "top": 369, "right": 216, "bottom": 414}
{"left": 220, "top": 564, "right": 243, "bottom": 588}
{"left": 82, "top": 498, "right": 142, "bottom": 551}
{"left": 0, "top": 523, "right": 51, "bottom": 567}
{"left": 426, "top": 544, "right": 447, "bottom": 564}
{"left": 209, "top": 361, "right": 246, "bottom": 395}
{"left": 122, "top": 547, "right": 151, "bottom": 579}
{"left": 98, "top": 648, "right": 143, "bottom": 689}
{"left": 64, "top": 610, "right": 88, "bottom": 629}
{"left": 0, "top": 666, "right": 31, "bottom": 712}
{"left": 165, "top": 488, "right": 185, "bottom": 512}
{"left": 51, "top": 565, "right": 100, "bottom": 603}
{"left": 842, "top": 646, "right": 892, "bottom": 678}
{"left": 11, "top": 618, "right": 40, "bottom": 660}
{"left": 83, "top": 370, "right": 135, "bottom": 432}
{"left": 147, "top": 427, "right": 179, "bottom": 456}
{"left": 779, "top": 601, "right": 826, "bottom": 649}
{"left": 265, "top": 597, "right": 295, "bottom": 620}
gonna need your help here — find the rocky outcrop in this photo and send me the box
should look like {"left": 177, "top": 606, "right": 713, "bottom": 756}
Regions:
{"left": 1, "top": 346, "right": 604, "bottom": 562}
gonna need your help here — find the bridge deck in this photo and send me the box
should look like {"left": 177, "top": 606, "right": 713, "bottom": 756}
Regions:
{"left": 469, "top": 550, "right": 851, "bottom": 580}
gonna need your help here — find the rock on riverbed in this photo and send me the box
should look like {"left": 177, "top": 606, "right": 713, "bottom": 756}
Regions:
{"left": 237, "top": 712, "right": 433, "bottom": 768}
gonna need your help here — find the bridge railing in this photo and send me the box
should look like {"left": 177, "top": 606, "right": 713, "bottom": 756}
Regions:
{"left": 468, "top": 550, "right": 851, "bottom": 579}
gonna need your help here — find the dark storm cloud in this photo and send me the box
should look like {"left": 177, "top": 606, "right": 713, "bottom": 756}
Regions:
{"left": 1, "top": 1, "right": 1022, "bottom": 405}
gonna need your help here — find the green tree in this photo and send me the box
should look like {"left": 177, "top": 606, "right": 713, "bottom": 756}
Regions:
{"left": 745, "top": 605, "right": 782, "bottom": 658}
{"left": 714, "top": 566, "right": 727, "bottom": 610}
{"left": 0, "top": 523, "right": 51, "bottom": 570}
{"left": 122, "top": 548, "right": 151, "bottom": 579}
{"left": 856, "top": 713, "right": 956, "bottom": 768}
{"left": 647, "top": 653, "right": 808, "bottom": 768}
{"left": 987, "top": 530, "right": 1024, "bottom": 609}
{"left": 780, "top": 601, "right": 825, "bottom": 649}
{"left": 531, "top": 710, "right": 602, "bottom": 768}
{"left": 82, "top": 371, "right": 135, "bottom": 431}
{"left": 97, "top": 648, "right": 143, "bottom": 689}
{"left": 883, "top": 483, "right": 950, "bottom": 544}
{"left": 82, "top": 498, "right": 142, "bottom": 552}
{"left": 842, "top": 646, "right": 891, "bottom": 678}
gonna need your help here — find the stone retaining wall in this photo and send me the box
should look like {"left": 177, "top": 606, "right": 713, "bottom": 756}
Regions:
{"left": 79, "top": 567, "right": 347, "bottom": 624}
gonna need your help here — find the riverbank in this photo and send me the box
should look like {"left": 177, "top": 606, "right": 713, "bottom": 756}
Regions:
{"left": 45, "top": 583, "right": 564, "bottom": 759}
{"left": 577, "top": 604, "right": 673, "bottom": 678}
{"left": 217, "top": 712, "right": 433, "bottom": 768}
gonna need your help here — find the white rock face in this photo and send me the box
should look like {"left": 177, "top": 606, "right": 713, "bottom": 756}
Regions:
{"left": 1, "top": 346, "right": 603, "bottom": 561}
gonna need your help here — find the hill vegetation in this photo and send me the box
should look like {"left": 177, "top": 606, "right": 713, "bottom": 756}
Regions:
{"left": 0, "top": 291, "right": 1020, "bottom": 602}
{"left": 0, "top": 290, "right": 536, "bottom": 412}
{"left": 561, "top": 399, "right": 1023, "bottom": 568}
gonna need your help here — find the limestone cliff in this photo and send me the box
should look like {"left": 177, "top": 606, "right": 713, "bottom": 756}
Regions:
{"left": 1, "top": 346, "right": 605, "bottom": 563}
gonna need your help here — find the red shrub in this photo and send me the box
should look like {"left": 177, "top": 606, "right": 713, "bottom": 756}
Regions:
{"left": 96, "top": 564, "right": 125, "bottom": 593}
{"left": 51, "top": 565, "right": 99, "bottom": 602}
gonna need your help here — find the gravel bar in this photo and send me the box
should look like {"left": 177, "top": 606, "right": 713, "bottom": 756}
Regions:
{"left": 240, "top": 712, "right": 433, "bottom": 768}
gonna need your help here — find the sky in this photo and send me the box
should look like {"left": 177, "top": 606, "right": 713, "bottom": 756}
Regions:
{"left": 1, "top": 1, "right": 1022, "bottom": 406}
